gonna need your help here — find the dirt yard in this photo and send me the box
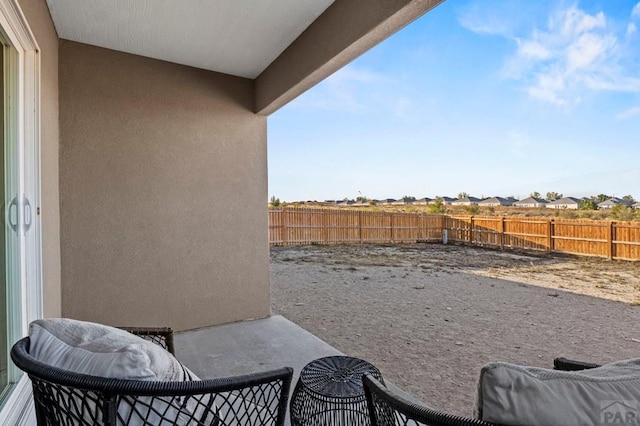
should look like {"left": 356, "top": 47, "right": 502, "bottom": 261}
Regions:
{"left": 270, "top": 243, "right": 640, "bottom": 417}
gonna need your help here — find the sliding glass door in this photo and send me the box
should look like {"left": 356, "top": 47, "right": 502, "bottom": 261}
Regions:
{"left": 0, "top": 36, "right": 6, "bottom": 397}
{"left": 0, "top": 2, "right": 41, "bottom": 422}
{"left": 0, "top": 30, "right": 21, "bottom": 403}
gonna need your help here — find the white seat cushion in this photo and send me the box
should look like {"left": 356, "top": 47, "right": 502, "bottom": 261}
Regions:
{"left": 475, "top": 359, "right": 640, "bottom": 426}
{"left": 29, "top": 318, "right": 217, "bottom": 425}
{"left": 29, "top": 318, "right": 185, "bottom": 381}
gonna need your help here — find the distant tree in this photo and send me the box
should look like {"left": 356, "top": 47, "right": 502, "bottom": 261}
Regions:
{"left": 591, "top": 194, "right": 612, "bottom": 203}
{"left": 579, "top": 199, "right": 597, "bottom": 210}
{"left": 427, "top": 197, "right": 446, "bottom": 214}
{"left": 269, "top": 196, "right": 281, "bottom": 207}
{"left": 622, "top": 195, "right": 636, "bottom": 204}
{"left": 611, "top": 204, "right": 635, "bottom": 221}
{"left": 402, "top": 195, "right": 416, "bottom": 202}
{"left": 546, "top": 191, "right": 562, "bottom": 201}
{"left": 458, "top": 192, "right": 469, "bottom": 199}
{"left": 530, "top": 191, "right": 541, "bottom": 199}
{"left": 356, "top": 195, "right": 369, "bottom": 203}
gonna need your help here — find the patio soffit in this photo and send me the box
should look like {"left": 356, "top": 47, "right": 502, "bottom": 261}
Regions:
{"left": 45, "top": 0, "right": 336, "bottom": 79}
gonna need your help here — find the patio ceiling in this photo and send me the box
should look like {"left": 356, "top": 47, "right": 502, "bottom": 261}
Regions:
{"left": 45, "top": 0, "right": 336, "bottom": 79}
{"left": 47, "top": 0, "right": 445, "bottom": 114}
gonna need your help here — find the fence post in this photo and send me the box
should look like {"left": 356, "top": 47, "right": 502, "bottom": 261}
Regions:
{"left": 547, "top": 219, "right": 554, "bottom": 253}
{"left": 441, "top": 215, "right": 447, "bottom": 244}
{"left": 358, "top": 210, "right": 363, "bottom": 243}
{"left": 282, "top": 208, "right": 288, "bottom": 246}
{"left": 390, "top": 214, "right": 395, "bottom": 243}
{"left": 499, "top": 217, "right": 505, "bottom": 250}
{"left": 607, "top": 221, "right": 614, "bottom": 260}
{"left": 468, "top": 216, "right": 474, "bottom": 244}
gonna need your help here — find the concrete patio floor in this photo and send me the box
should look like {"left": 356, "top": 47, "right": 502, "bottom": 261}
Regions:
{"left": 174, "top": 314, "right": 342, "bottom": 379}
{"left": 174, "top": 315, "right": 343, "bottom": 425}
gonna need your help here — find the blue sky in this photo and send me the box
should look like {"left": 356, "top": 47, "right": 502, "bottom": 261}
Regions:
{"left": 268, "top": 0, "right": 640, "bottom": 202}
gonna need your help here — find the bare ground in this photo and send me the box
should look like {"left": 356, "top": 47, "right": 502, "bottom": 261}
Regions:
{"left": 270, "top": 243, "right": 640, "bottom": 417}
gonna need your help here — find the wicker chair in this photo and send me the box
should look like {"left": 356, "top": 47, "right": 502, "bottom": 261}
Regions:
{"left": 363, "top": 358, "right": 601, "bottom": 426}
{"left": 11, "top": 327, "right": 293, "bottom": 426}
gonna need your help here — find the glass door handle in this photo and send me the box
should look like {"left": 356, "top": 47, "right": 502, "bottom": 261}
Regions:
{"left": 7, "top": 195, "right": 32, "bottom": 235}
{"left": 23, "top": 194, "right": 32, "bottom": 234}
{"left": 8, "top": 195, "right": 19, "bottom": 234}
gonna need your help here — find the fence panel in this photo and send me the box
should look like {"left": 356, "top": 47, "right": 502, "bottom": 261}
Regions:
{"left": 470, "top": 216, "right": 502, "bottom": 247}
{"left": 445, "top": 216, "right": 472, "bottom": 243}
{"left": 268, "top": 209, "right": 284, "bottom": 245}
{"left": 360, "top": 210, "right": 391, "bottom": 243}
{"left": 503, "top": 218, "right": 549, "bottom": 252}
{"left": 268, "top": 208, "right": 640, "bottom": 261}
{"left": 552, "top": 219, "right": 609, "bottom": 258}
{"left": 613, "top": 222, "right": 640, "bottom": 261}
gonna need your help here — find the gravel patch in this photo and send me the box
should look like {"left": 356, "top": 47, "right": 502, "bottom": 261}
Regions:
{"left": 270, "top": 243, "right": 640, "bottom": 417}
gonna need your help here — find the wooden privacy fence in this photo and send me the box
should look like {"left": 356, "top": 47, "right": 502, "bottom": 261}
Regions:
{"left": 445, "top": 216, "right": 640, "bottom": 261}
{"left": 269, "top": 208, "right": 640, "bottom": 261}
{"left": 268, "top": 208, "right": 444, "bottom": 245}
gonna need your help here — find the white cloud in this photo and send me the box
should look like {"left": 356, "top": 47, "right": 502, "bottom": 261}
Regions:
{"left": 289, "top": 65, "right": 387, "bottom": 113}
{"left": 581, "top": 74, "right": 640, "bottom": 92}
{"left": 526, "top": 68, "right": 571, "bottom": 106}
{"left": 616, "top": 106, "right": 640, "bottom": 120}
{"left": 555, "top": 9, "right": 605, "bottom": 37}
{"left": 628, "top": 23, "right": 637, "bottom": 37}
{"left": 289, "top": 65, "right": 418, "bottom": 120}
{"left": 517, "top": 39, "right": 552, "bottom": 60}
{"left": 458, "top": 5, "right": 513, "bottom": 36}
{"left": 566, "top": 33, "right": 615, "bottom": 71}
{"left": 632, "top": 2, "right": 640, "bottom": 19}
{"left": 490, "top": 3, "right": 640, "bottom": 107}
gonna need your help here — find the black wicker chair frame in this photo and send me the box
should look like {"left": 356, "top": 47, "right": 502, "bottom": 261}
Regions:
{"left": 363, "top": 358, "right": 601, "bottom": 426}
{"left": 118, "top": 327, "right": 175, "bottom": 354}
{"left": 11, "top": 328, "right": 293, "bottom": 426}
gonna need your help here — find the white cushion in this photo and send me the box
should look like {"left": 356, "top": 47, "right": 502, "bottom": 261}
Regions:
{"left": 29, "top": 318, "right": 216, "bottom": 425}
{"left": 29, "top": 318, "right": 184, "bottom": 381}
{"left": 475, "top": 359, "right": 640, "bottom": 426}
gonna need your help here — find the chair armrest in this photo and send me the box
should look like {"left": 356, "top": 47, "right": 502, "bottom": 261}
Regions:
{"left": 553, "top": 357, "right": 601, "bottom": 371}
{"left": 363, "top": 374, "right": 497, "bottom": 426}
{"left": 11, "top": 337, "right": 293, "bottom": 426}
{"left": 119, "top": 327, "right": 175, "bottom": 355}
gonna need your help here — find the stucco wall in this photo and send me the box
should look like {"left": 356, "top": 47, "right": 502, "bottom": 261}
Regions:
{"left": 19, "top": 0, "right": 61, "bottom": 318}
{"left": 59, "top": 41, "right": 269, "bottom": 331}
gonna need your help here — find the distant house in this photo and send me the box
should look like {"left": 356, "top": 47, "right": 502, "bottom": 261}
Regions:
{"left": 598, "top": 198, "right": 632, "bottom": 209}
{"left": 438, "top": 196, "right": 457, "bottom": 205}
{"left": 634, "top": 202, "right": 640, "bottom": 210}
{"left": 380, "top": 198, "right": 396, "bottom": 205}
{"left": 413, "top": 197, "right": 432, "bottom": 205}
{"left": 451, "top": 196, "right": 481, "bottom": 206}
{"left": 545, "top": 197, "right": 581, "bottom": 209}
{"left": 479, "top": 197, "right": 515, "bottom": 207}
{"left": 391, "top": 198, "right": 411, "bottom": 205}
{"left": 514, "top": 197, "right": 548, "bottom": 208}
